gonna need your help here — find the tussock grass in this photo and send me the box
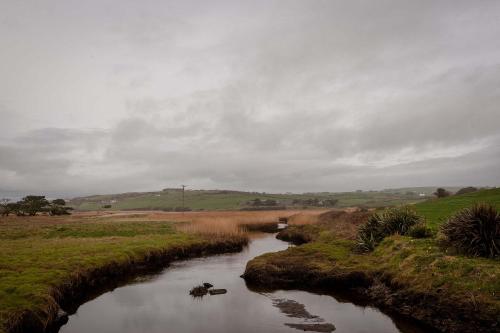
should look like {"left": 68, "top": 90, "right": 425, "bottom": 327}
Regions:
{"left": 440, "top": 203, "right": 499, "bottom": 258}
{"left": 356, "top": 206, "right": 422, "bottom": 252}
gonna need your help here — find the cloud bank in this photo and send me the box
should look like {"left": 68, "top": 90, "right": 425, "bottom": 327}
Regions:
{"left": 1, "top": 0, "right": 499, "bottom": 196}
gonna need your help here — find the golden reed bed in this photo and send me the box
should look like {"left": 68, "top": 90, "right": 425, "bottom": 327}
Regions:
{"left": 78, "top": 209, "right": 330, "bottom": 236}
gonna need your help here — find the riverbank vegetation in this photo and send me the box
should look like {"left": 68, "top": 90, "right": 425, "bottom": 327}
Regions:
{"left": 0, "top": 212, "right": 255, "bottom": 333}
{"left": 0, "top": 209, "right": 325, "bottom": 333}
{"left": 2, "top": 188, "right": 498, "bottom": 332}
{"left": 171, "top": 209, "right": 325, "bottom": 235}
{"left": 243, "top": 188, "right": 500, "bottom": 333}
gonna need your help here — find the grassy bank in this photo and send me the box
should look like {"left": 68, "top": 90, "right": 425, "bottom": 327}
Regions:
{"left": 415, "top": 188, "right": 500, "bottom": 230}
{"left": 0, "top": 214, "right": 248, "bottom": 333}
{"left": 243, "top": 190, "right": 500, "bottom": 333}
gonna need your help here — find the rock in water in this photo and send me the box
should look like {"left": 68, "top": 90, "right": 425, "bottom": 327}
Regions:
{"left": 203, "top": 282, "right": 213, "bottom": 288}
{"left": 189, "top": 285, "right": 208, "bottom": 297}
{"left": 209, "top": 288, "right": 227, "bottom": 295}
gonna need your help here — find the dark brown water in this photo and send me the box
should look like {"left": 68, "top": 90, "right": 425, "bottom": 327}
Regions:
{"left": 59, "top": 234, "right": 428, "bottom": 333}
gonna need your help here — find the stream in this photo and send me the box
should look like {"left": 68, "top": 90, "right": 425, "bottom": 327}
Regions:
{"left": 59, "top": 233, "right": 428, "bottom": 333}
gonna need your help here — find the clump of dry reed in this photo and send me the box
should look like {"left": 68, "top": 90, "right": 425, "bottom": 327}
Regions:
{"left": 170, "top": 210, "right": 326, "bottom": 236}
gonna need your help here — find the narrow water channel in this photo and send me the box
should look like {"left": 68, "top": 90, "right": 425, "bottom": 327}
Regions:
{"left": 59, "top": 233, "right": 427, "bottom": 333}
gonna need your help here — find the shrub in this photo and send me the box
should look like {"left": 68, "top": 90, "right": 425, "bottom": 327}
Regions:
{"left": 408, "top": 224, "right": 433, "bottom": 238}
{"left": 455, "top": 186, "right": 478, "bottom": 196}
{"left": 356, "top": 213, "right": 385, "bottom": 251}
{"left": 379, "top": 206, "right": 422, "bottom": 235}
{"left": 357, "top": 206, "right": 422, "bottom": 252}
{"left": 440, "top": 203, "right": 499, "bottom": 258}
{"left": 434, "top": 188, "right": 451, "bottom": 198}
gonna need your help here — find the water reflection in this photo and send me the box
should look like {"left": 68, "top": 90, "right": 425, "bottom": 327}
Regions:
{"left": 60, "top": 234, "right": 427, "bottom": 333}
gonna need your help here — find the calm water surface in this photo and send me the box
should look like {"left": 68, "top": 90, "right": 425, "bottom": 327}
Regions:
{"left": 59, "top": 234, "right": 427, "bottom": 333}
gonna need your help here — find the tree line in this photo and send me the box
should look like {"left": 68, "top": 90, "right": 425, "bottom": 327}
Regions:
{"left": 433, "top": 186, "right": 480, "bottom": 198}
{"left": 0, "top": 196, "right": 73, "bottom": 216}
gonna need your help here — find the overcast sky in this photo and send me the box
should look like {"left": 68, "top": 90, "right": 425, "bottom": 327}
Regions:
{"left": 1, "top": 0, "right": 499, "bottom": 197}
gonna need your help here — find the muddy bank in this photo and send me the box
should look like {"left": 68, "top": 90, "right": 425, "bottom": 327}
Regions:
{"left": 276, "top": 225, "right": 317, "bottom": 244}
{"left": 276, "top": 211, "right": 371, "bottom": 244}
{"left": 5, "top": 237, "right": 247, "bottom": 333}
{"left": 241, "top": 222, "right": 279, "bottom": 233}
{"left": 242, "top": 247, "right": 498, "bottom": 333}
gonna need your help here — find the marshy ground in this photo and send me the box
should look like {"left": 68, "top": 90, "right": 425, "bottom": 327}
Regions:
{"left": 243, "top": 189, "right": 500, "bottom": 333}
{"left": 0, "top": 209, "right": 324, "bottom": 333}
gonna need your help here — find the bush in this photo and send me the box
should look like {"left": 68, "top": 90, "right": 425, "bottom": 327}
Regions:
{"left": 408, "top": 224, "right": 433, "bottom": 238}
{"left": 356, "top": 213, "right": 385, "bottom": 251}
{"left": 440, "top": 203, "right": 499, "bottom": 258}
{"left": 434, "top": 188, "right": 451, "bottom": 198}
{"left": 357, "top": 206, "right": 422, "bottom": 252}
{"left": 455, "top": 186, "right": 478, "bottom": 196}
{"left": 379, "top": 206, "right": 422, "bottom": 235}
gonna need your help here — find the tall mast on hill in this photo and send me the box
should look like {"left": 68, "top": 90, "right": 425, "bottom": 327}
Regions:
{"left": 181, "top": 185, "right": 187, "bottom": 214}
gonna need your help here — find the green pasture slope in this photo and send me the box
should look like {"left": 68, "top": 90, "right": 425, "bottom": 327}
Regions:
{"left": 70, "top": 188, "right": 430, "bottom": 211}
{"left": 415, "top": 188, "right": 500, "bottom": 230}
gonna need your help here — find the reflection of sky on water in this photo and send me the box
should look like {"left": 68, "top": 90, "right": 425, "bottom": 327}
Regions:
{"left": 61, "top": 234, "right": 426, "bottom": 333}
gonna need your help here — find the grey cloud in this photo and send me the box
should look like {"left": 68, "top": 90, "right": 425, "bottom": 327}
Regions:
{"left": 1, "top": 0, "right": 499, "bottom": 196}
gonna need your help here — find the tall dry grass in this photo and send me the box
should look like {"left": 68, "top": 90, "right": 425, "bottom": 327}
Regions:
{"left": 153, "top": 210, "right": 328, "bottom": 236}
{"left": 66, "top": 209, "right": 330, "bottom": 237}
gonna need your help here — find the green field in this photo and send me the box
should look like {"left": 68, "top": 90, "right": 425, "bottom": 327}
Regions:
{"left": 69, "top": 187, "right": 440, "bottom": 211}
{"left": 244, "top": 188, "right": 500, "bottom": 332}
{"left": 415, "top": 188, "right": 500, "bottom": 230}
{"left": 0, "top": 215, "right": 246, "bottom": 333}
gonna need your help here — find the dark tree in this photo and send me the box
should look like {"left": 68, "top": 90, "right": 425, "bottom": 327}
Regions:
{"left": 262, "top": 199, "right": 277, "bottom": 206}
{"left": 455, "top": 187, "right": 478, "bottom": 196}
{"left": 8, "top": 202, "right": 23, "bottom": 216}
{"left": 323, "top": 199, "right": 338, "bottom": 207}
{"left": 52, "top": 199, "right": 66, "bottom": 206}
{"left": 433, "top": 188, "right": 451, "bottom": 198}
{"left": 0, "top": 199, "right": 10, "bottom": 216}
{"left": 250, "top": 198, "right": 262, "bottom": 206}
{"left": 49, "top": 199, "right": 73, "bottom": 216}
{"left": 19, "top": 195, "right": 49, "bottom": 216}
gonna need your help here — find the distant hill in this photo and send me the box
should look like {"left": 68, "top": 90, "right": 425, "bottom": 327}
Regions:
{"left": 415, "top": 187, "right": 500, "bottom": 230}
{"left": 68, "top": 187, "right": 440, "bottom": 211}
{"left": 380, "top": 186, "right": 463, "bottom": 196}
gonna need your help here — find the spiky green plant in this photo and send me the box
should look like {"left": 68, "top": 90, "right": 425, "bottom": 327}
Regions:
{"left": 408, "top": 224, "right": 432, "bottom": 238}
{"left": 356, "top": 213, "right": 385, "bottom": 251}
{"left": 357, "top": 206, "right": 422, "bottom": 252}
{"left": 379, "top": 206, "right": 422, "bottom": 235}
{"left": 440, "top": 203, "right": 499, "bottom": 258}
